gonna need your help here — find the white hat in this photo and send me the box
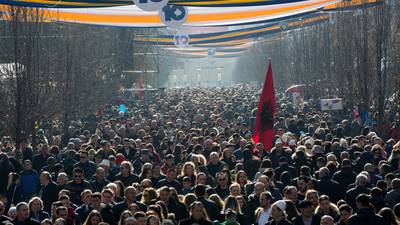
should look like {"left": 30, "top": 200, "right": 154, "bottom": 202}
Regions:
{"left": 288, "top": 139, "right": 296, "bottom": 146}
{"left": 340, "top": 138, "right": 348, "bottom": 147}
{"left": 272, "top": 200, "right": 286, "bottom": 212}
{"left": 100, "top": 159, "right": 110, "bottom": 167}
{"left": 275, "top": 138, "right": 283, "bottom": 145}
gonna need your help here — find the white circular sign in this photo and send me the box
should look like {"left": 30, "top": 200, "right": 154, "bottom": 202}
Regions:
{"left": 160, "top": 5, "right": 188, "bottom": 28}
{"left": 173, "top": 33, "right": 190, "bottom": 47}
{"left": 132, "top": 0, "right": 169, "bottom": 11}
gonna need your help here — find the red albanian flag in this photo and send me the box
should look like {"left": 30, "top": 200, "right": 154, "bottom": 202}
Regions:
{"left": 252, "top": 60, "right": 276, "bottom": 151}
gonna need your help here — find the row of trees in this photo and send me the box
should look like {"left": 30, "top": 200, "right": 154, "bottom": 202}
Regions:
{"left": 0, "top": 7, "right": 166, "bottom": 145}
{"left": 234, "top": 0, "right": 400, "bottom": 121}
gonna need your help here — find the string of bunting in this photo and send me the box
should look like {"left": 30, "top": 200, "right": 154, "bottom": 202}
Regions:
{"left": 0, "top": 0, "right": 342, "bottom": 27}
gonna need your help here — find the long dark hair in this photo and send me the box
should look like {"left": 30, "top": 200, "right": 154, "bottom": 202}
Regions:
{"left": 83, "top": 210, "right": 102, "bottom": 225}
{"left": 379, "top": 208, "right": 399, "bottom": 225}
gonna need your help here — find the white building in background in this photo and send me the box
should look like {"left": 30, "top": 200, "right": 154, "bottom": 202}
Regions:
{"left": 167, "top": 57, "right": 238, "bottom": 88}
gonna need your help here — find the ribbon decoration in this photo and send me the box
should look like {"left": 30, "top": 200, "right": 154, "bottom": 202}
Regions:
{"left": 0, "top": 0, "right": 341, "bottom": 27}
{"left": 133, "top": 13, "right": 331, "bottom": 46}
{"left": 1, "top": 0, "right": 311, "bottom": 8}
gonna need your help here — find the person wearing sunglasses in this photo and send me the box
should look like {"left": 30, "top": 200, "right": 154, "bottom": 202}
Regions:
{"left": 216, "top": 172, "right": 231, "bottom": 200}
{"left": 73, "top": 151, "right": 97, "bottom": 179}
{"left": 65, "top": 168, "right": 92, "bottom": 206}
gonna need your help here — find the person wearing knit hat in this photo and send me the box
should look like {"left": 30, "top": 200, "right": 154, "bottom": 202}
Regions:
{"left": 115, "top": 153, "right": 126, "bottom": 165}
{"left": 266, "top": 200, "right": 293, "bottom": 225}
{"left": 100, "top": 159, "right": 110, "bottom": 168}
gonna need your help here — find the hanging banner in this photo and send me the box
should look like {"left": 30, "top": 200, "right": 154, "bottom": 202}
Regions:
{"left": 133, "top": 14, "right": 330, "bottom": 46}
{"left": 0, "top": 0, "right": 341, "bottom": 27}
{"left": 0, "top": 0, "right": 310, "bottom": 8}
{"left": 320, "top": 98, "right": 343, "bottom": 111}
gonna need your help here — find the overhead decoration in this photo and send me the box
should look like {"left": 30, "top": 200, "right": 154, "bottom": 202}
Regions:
{"left": 323, "top": 0, "right": 380, "bottom": 11}
{"left": 0, "top": 0, "right": 378, "bottom": 9}
{"left": 0, "top": 0, "right": 341, "bottom": 27}
{"left": 173, "top": 33, "right": 190, "bottom": 47}
{"left": 133, "top": 13, "right": 330, "bottom": 46}
{"left": 160, "top": 5, "right": 188, "bottom": 28}
{"left": 1, "top": 0, "right": 311, "bottom": 8}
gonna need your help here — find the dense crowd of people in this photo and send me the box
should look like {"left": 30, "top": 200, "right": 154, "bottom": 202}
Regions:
{"left": 0, "top": 87, "right": 400, "bottom": 225}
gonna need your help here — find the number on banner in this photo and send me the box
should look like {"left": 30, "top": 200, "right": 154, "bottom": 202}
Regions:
{"left": 160, "top": 5, "right": 188, "bottom": 28}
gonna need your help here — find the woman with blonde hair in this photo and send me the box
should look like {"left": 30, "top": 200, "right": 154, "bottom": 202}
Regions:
{"left": 315, "top": 195, "right": 339, "bottom": 221}
{"left": 224, "top": 195, "right": 249, "bottom": 225}
{"left": 118, "top": 210, "right": 133, "bottom": 225}
{"left": 208, "top": 194, "right": 225, "bottom": 220}
{"left": 140, "top": 188, "right": 158, "bottom": 206}
{"left": 305, "top": 189, "right": 320, "bottom": 211}
{"left": 178, "top": 162, "right": 197, "bottom": 186}
{"left": 196, "top": 154, "right": 207, "bottom": 167}
{"left": 29, "top": 197, "right": 50, "bottom": 221}
{"left": 83, "top": 210, "right": 102, "bottom": 225}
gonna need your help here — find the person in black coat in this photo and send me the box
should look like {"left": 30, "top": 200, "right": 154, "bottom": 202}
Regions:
{"left": 12, "top": 203, "right": 41, "bottom": 225}
{"left": 156, "top": 169, "right": 182, "bottom": 193}
{"left": 158, "top": 186, "right": 189, "bottom": 222}
{"left": 89, "top": 192, "right": 114, "bottom": 225}
{"left": 65, "top": 168, "right": 93, "bottom": 206}
{"left": 90, "top": 167, "right": 110, "bottom": 193}
{"left": 28, "top": 197, "right": 50, "bottom": 222}
{"left": 113, "top": 186, "right": 147, "bottom": 220}
{"left": 345, "top": 174, "right": 370, "bottom": 210}
{"left": 38, "top": 171, "right": 59, "bottom": 214}
{"left": 348, "top": 194, "right": 387, "bottom": 225}
{"left": 116, "top": 139, "right": 137, "bottom": 161}
{"left": 114, "top": 161, "right": 139, "bottom": 188}
{"left": 32, "top": 144, "right": 53, "bottom": 172}
{"left": 194, "top": 185, "right": 219, "bottom": 222}
{"left": 332, "top": 159, "right": 357, "bottom": 189}
{"left": 313, "top": 167, "right": 343, "bottom": 203}
{"left": 275, "top": 157, "right": 298, "bottom": 180}
{"left": 178, "top": 201, "right": 212, "bottom": 225}
{"left": 73, "top": 151, "right": 97, "bottom": 180}
{"left": 19, "top": 140, "right": 33, "bottom": 162}
{"left": 242, "top": 149, "right": 261, "bottom": 181}
{"left": 292, "top": 200, "right": 320, "bottom": 225}
{"left": 247, "top": 182, "right": 265, "bottom": 224}
{"left": 0, "top": 154, "right": 14, "bottom": 195}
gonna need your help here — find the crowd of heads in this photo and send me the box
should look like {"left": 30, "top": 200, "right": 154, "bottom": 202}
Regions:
{"left": 0, "top": 87, "right": 400, "bottom": 225}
